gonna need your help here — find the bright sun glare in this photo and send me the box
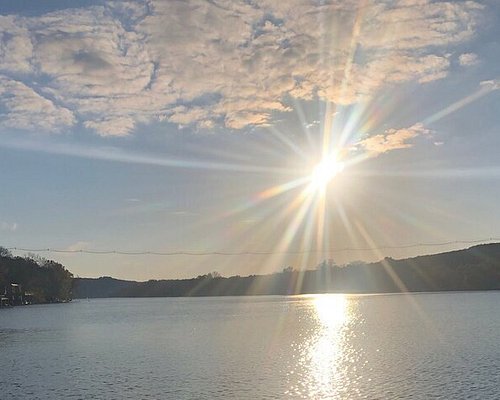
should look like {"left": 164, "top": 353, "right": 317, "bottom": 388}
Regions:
{"left": 310, "top": 155, "right": 345, "bottom": 190}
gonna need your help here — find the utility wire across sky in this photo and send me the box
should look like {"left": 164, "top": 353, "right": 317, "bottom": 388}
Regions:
{"left": 6, "top": 238, "right": 500, "bottom": 257}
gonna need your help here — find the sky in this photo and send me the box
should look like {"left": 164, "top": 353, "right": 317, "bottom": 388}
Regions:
{"left": 1, "top": 0, "right": 500, "bottom": 280}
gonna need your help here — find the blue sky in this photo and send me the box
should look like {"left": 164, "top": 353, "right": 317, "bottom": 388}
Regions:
{"left": 1, "top": 0, "right": 500, "bottom": 280}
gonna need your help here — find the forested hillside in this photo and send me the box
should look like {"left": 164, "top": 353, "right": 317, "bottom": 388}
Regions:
{"left": 0, "top": 247, "right": 73, "bottom": 303}
{"left": 73, "top": 243, "right": 500, "bottom": 298}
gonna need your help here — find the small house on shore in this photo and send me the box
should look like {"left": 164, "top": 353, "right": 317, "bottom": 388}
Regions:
{"left": 0, "top": 283, "right": 30, "bottom": 307}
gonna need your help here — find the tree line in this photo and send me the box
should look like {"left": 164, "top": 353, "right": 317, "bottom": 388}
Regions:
{"left": 73, "top": 243, "right": 500, "bottom": 298}
{"left": 0, "top": 247, "right": 73, "bottom": 303}
{"left": 2, "top": 243, "right": 500, "bottom": 301}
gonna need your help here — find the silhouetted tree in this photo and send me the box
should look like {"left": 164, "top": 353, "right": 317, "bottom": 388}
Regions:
{"left": 0, "top": 246, "right": 12, "bottom": 258}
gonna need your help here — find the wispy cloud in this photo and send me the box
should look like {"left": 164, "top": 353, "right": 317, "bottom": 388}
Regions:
{"left": 481, "top": 79, "right": 500, "bottom": 91}
{"left": 0, "top": 0, "right": 484, "bottom": 136}
{"left": 357, "top": 123, "right": 431, "bottom": 156}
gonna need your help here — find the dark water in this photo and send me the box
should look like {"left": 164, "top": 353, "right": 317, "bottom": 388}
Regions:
{"left": 1, "top": 292, "right": 499, "bottom": 399}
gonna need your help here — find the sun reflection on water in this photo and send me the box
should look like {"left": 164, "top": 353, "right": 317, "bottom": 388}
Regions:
{"left": 314, "top": 294, "right": 348, "bottom": 329}
{"left": 287, "top": 294, "right": 357, "bottom": 399}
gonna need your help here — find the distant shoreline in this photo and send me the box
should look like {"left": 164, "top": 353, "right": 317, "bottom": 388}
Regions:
{"left": 72, "top": 289, "right": 500, "bottom": 300}
{"left": 73, "top": 243, "right": 500, "bottom": 299}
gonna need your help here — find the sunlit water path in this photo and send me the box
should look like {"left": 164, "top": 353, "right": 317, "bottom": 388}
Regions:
{"left": 1, "top": 293, "right": 499, "bottom": 399}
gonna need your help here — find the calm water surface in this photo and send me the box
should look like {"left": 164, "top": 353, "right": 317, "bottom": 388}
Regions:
{"left": 1, "top": 292, "right": 499, "bottom": 399}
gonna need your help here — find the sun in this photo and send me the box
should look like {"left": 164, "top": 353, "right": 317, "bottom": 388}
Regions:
{"left": 310, "top": 154, "right": 345, "bottom": 190}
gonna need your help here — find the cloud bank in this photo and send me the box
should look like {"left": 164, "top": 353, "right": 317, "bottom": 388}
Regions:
{"left": 0, "top": 0, "right": 484, "bottom": 136}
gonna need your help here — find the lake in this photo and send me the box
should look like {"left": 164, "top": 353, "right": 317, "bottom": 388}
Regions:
{"left": 1, "top": 292, "right": 499, "bottom": 399}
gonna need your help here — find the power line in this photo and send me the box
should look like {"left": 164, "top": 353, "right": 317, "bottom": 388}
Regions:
{"left": 5, "top": 238, "right": 500, "bottom": 257}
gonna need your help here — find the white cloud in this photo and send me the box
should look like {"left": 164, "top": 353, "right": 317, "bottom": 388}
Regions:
{"left": 0, "top": 0, "right": 485, "bottom": 135}
{"left": 357, "top": 123, "right": 431, "bottom": 156}
{"left": 459, "top": 53, "right": 479, "bottom": 66}
{"left": 480, "top": 79, "right": 500, "bottom": 91}
{"left": 0, "top": 76, "right": 75, "bottom": 131}
{"left": 0, "top": 16, "right": 33, "bottom": 74}
{"left": 359, "top": 1, "right": 481, "bottom": 50}
{"left": 84, "top": 116, "right": 137, "bottom": 137}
